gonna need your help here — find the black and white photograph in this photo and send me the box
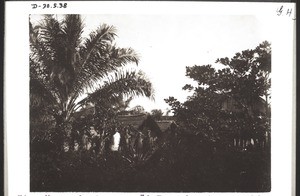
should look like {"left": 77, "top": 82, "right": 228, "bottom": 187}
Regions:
{"left": 5, "top": 1, "right": 296, "bottom": 196}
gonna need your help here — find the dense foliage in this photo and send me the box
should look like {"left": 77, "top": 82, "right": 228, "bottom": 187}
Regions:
{"left": 30, "top": 15, "right": 271, "bottom": 192}
{"left": 165, "top": 41, "right": 271, "bottom": 146}
{"left": 31, "top": 128, "right": 270, "bottom": 192}
{"left": 164, "top": 41, "right": 271, "bottom": 191}
{"left": 150, "top": 109, "right": 164, "bottom": 120}
{"left": 30, "top": 14, "right": 154, "bottom": 191}
{"left": 30, "top": 14, "right": 153, "bottom": 149}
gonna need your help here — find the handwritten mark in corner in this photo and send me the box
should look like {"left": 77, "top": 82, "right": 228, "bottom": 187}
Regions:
{"left": 276, "top": 5, "right": 296, "bottom": 20}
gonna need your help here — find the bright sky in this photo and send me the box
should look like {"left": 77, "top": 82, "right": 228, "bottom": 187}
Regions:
{"left": 31, "top": 14, "right": 272, "bottom": 114}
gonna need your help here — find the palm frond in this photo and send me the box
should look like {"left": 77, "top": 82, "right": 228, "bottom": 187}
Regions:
{"left": 30, "top": 21, "right": 54, "bottom": 77}
{"left": 108, "top": 46, "right": 139, "bottom": 66}
{"left": 30, "top": 14, "right": 154, "bottom": 126}
{"left": 62, "top": 15, "right": 84, "bottom": 72}
{"left": 30, "top": 54, "right": 68, "bottom": 115}
{"left": 78, "top": 70, "right": 154, "bottom": 106}
{"left": 62, "top": 14, "right": 84, "bottom": 48}
{"left": 67, "top": 23, "right": 118, "bottom": 98}
{"left": 30, "top": 77, "right": 58, "bottom": 108}
{"left": 39, "top": 15, "right": 78, "bottom": 89}
{"left": 71, "top": 45, "right": 140, "bottom": 99}
{"left": 79, "top": 24, "right": 117, "bottom": 69}
{"left": 30, "top": 15, "right": 71, "bottom": 85}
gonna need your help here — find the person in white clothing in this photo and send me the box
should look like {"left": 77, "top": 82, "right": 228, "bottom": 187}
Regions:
{"left": 111, "top": 128, "right": 121, "bottom": 151}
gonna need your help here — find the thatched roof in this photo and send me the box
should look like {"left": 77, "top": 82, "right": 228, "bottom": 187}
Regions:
{"left": 116, "top": 114, "right": 162, "bottom": 136}
{"left": 116, "top": 113, "right": 147, "bottom": 129}
{"left": 160, "top": 116, "right": 176, "bottom": 121}
{"left": 156, "top": 120, "right": 177, "bottom": 132}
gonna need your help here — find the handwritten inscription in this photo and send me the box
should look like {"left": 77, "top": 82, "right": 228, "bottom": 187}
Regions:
{"left": 276, "top": 5, "right": 295, "bottom": 20}
{"left": 31, "top": 3, "right": 67, "bottom": 9}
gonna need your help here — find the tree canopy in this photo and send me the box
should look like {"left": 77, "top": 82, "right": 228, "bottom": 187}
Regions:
{"left": 150, "top": 109, "right": 164, "bottom": 120}
{"left": 30, "top": 14, "right": 154, "bottom": 151}
{"left": 165, "top": 41, "right": 271, "bottom": 143}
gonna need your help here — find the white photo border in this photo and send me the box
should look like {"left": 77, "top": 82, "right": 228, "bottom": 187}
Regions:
{"left": 4, "top": 1, "right": 296, "bottom": 196}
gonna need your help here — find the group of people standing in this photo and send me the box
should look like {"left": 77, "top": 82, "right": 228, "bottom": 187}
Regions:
{"left": 112, "top": 127, "right": 158, "bottom": 156}
{"left": 78, "top": 125, "right": 158, "bottom": 158}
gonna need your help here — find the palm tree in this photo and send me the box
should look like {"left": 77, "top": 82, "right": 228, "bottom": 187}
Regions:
{"left": 30, "top": 14, "right": 153, "bottom": 151}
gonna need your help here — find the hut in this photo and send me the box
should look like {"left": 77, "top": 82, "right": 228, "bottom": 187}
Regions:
{"left": 116, "top": 113, "right": 162, "bottom": 137}
{"left": 115, "top": 114, "right": 163, "bottom": 154}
